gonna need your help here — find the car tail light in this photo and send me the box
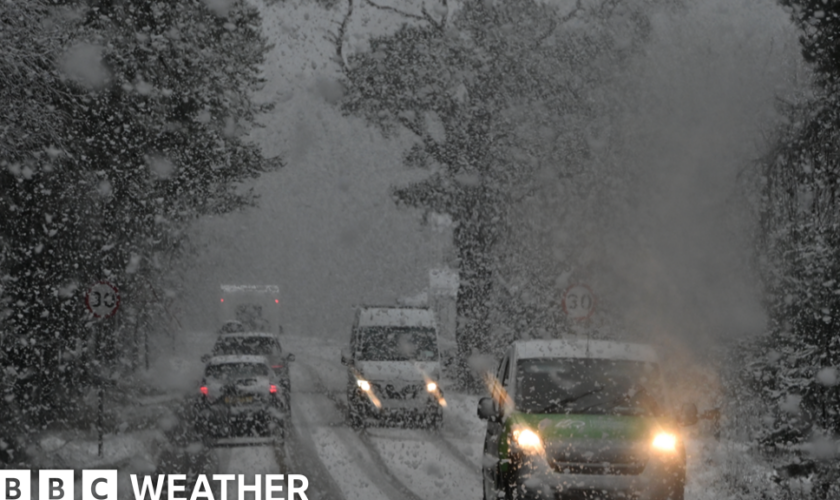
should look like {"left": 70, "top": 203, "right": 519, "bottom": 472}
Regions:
{"left": 270, "top": 385, "right": 277, "bottom": 394}
{"left": 272, "top": 364, "right": 283, "bottom": 369}
{"left": 200, "top": 386, "right": 208, "bottom": 396}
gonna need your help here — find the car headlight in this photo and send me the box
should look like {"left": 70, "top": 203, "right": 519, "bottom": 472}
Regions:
{"left": 357, "top": 379, "right": 371, "bottom": 392}
{"left": 651, "top": 432, "right": 678, "bottom": 452}
{"left": 426, "top": 381, "right": 437, "bottom": 392}
{"left": 512, "top": 428, "right": 542, "bottom": 452}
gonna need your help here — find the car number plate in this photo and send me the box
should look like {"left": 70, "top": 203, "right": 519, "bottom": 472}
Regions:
{"left": 224, "top": 396, "right": 254, "bottom": 405}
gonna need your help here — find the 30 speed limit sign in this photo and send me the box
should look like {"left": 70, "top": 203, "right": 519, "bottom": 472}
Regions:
{"left": 86, "top": 281, "right": 120, "bottom": 318}
{"left": 562, "top": 284, "right": 596, "bottom": 321}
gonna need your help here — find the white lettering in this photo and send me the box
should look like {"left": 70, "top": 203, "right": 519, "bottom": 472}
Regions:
{"left": 238, "top": 475, "right": 261, "bottom": 500}
{"left": 212, "top": 475, "right": 235, "bottom": 500}
{"left": 167, "top": 475, "right": 186, "bottom": 500}
{"left": 189, "top": 475, "right": 214, "bottom": 500}
{"left": 288, "top": 475, "right": 308, "bottom": 500}
{"left": 264, "top": 475, "right": 284, "bottom": 500}
{"left": 130, "top": 475, "right": 164, "bottom": 500}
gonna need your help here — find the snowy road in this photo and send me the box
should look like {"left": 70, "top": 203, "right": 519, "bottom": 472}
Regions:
{"left": 285, "top": 351, "right": 483, "bottom": 500}
{"left": 196, "top": 332, "right": 486, "bottom": 500}
{"left": 198, "top": 335, "right": 719, "bottom": 500}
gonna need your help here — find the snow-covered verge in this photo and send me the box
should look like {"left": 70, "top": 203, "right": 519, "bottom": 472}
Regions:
{"left": 687, "top": 436, "right": 840, "bottom": 500}
{"left": 686, "top": 439, "right": 776, "bottom": 500}
{"left": 27, "top": 426, "right": 161, "bottom": 498}
{"left": 29, "top": 430, "right": 158, "bottom": 471}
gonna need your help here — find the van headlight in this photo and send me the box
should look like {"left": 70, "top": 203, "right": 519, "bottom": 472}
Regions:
{"left": 651, "top": 432, "right": 678, "bottom": 452}
{"left": 357, "top": 379, "right": 371, "bottom": 392}
{"left": 512, "top": 428, "right": 542, "bottom": 452}
{"left": 426, "top": 381, "right": 437, "bottom": 392}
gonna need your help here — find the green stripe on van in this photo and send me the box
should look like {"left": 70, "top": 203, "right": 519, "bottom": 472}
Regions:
{"left": 498, "top": 412, "right": 655, "bottom": 469}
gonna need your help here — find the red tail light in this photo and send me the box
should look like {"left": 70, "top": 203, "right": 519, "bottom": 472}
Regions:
{"left": 270, "top": 385, "right": 277, "bottom": 394}
{"left": 272, "top": 365, "right": 283, "bottom": 370}
{"left": 275, "top": 299, "right": 279, "bottom": 304}
{"left": 200, "top": 386, "right": 208, "bottom": 395}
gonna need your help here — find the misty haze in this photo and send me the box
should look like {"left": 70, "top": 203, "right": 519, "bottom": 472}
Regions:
{"left": 1, "top": 0, "right": 838, "bottom": 499}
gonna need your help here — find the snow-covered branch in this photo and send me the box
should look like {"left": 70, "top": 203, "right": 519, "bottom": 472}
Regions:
{"left": 334, "top": 0, "right": 354, "bottom": 71}
{"left": 364, "top": 0, "right": 425, "bottom": 21}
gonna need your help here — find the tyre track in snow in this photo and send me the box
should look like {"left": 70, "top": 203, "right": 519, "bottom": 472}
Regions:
{"left": 297, "top": 361, "right": 425, "bottom": 500}
{"left": 203, "top": 371, "right": 345, "bottom": 500}
{"left": 296, "top": 356, "right": 476, "bottom": 471}
{"left": 427, "top": 431, "right": 482, "bottom": 479}
{"left": 212, "top": 444, "right": 285, "bottom": 500}
{"left": 286, "top": 391, "right": 348, "bottom": 500}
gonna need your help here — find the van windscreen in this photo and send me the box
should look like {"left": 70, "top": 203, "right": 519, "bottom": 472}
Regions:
{"left": 357, "top": 327, "right": 438, "bottom": 361}
{"left": 515, "top": 358, "right": 663, "bottom": 416}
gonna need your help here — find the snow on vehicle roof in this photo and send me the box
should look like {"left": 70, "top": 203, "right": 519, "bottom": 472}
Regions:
{"left": 219, "top": 332, "right": 277, "bottom": 339}
{"left": 358, "top": 307, "right": 437, "bottom": 328}
{"left": 514, "top": 339, "right": 658, "bottom": 363}
{"left": 220, "top": 284, "right": 280, "bottom": 293}
{"left": 206, "top": 354, "right": 271, "bottom": 365}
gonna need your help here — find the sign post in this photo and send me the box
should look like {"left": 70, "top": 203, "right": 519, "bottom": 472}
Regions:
{"left": 562, "top": 284, "right": 596, "bottom": 322}
{"left": 85, "top": 281, "right": 120, "bottom": 457}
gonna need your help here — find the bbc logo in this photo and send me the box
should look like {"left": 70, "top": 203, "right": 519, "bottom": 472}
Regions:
{"left": 1, "top": 470, "right": 118, "bottom": 500}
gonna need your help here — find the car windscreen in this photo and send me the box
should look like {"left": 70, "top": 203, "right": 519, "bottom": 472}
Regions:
{"left": 515, "top": 358, "right": 664, "bottom": 417}
{"left": 213, "top": 337, "right": 277, "bottom": 356}
{"left": 205, "top": 362, "right": 269, "bottom": 379}
{"left": 357, "top": 327, "right": 438, "bottom": 362}
{"left": 218, "top": 322, "right": 246, "bottom": 334}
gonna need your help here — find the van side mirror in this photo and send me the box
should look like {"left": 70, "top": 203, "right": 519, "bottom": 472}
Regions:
{"left": 287, "top": 353, "right": 295, "bottom": 362}
{"left": 340, "top": 349, "right": 353, "bottom": 366}
{"left": 678, "top": 402, "right": 699, "bottom": 426}
{"left": 200, "top": 354, "right": 211, "bottom": 364}
{"left": 477, "top": 397, "right": 497, "bottom": 421}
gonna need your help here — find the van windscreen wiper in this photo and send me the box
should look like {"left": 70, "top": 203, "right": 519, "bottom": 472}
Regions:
{"left": 539, "top": 386, "right": 604, "bottom": 413}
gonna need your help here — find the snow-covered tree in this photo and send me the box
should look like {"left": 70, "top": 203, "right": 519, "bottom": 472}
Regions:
{"left": 744, "top": 1, "right": 840, "bottom": 495}
{"left": 0, "top": 0, "right": 278, "bottom": 431}
{"left": 339, "top": 0, "right": 663, "bottom": 382}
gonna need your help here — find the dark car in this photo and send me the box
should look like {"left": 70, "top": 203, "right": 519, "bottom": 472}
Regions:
{"left": 202, "top": 333, "right": 293, "bottom": 411}
{"left": 195, "top": 355, "right": 287, "bottom": 442}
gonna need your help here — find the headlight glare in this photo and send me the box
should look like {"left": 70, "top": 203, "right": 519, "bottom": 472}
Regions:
{"left": 651, "top": 432, "right": 678, "bottom": 452}
{"left": 426, "top": 381, "right": 437, "bottom": 392}
{"left": 357, "top": 379, "right": 371, "bottom": 392}
{"left": 513, "top": 428, "right": 542, "bottom": 450}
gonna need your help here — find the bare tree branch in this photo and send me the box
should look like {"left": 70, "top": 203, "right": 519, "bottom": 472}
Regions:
{"left": 335, "top": 0, "right": 354, "bottom": 72}
{"left": 421, "top": 4, "right": 444, "bottom": 31}
{"left": 394, "top": 113, "right": 451, "bottom": 167}
{"left": 532, "top": 0, "right": 582, "bottom": 49}
{"left": 365, "top": 0, "right": 425, "bottom": 21}
{"left": 597, "top": 0, "right": 622, "bottom": 19}
{"left": 396, "top": 114, "right": 425, "bottom": 138}
{"left": 560, "top": 0, "right": 584, "bottom": 24}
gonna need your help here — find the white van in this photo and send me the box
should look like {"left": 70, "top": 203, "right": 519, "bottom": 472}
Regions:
{"left": 341, "top": 306, "right": 445, "bottom": 429}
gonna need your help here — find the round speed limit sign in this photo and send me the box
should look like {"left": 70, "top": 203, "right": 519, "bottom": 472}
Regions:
{"left": 562, "top": 284, "right": 596, "bottom": 321}
{"left": 86, "top": 281, "right": 120, "bottom": 318}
